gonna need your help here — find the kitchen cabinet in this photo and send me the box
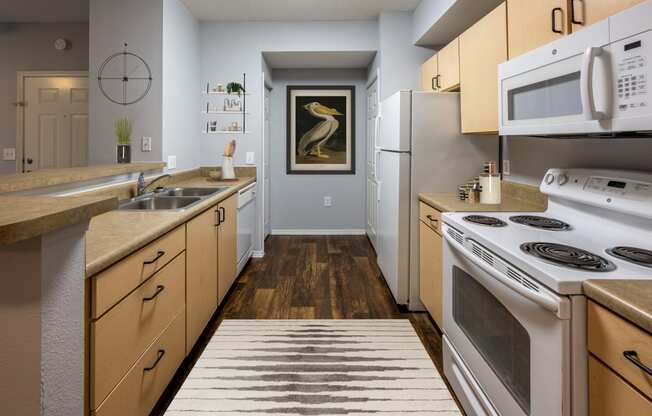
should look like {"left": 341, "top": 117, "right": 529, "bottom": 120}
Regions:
{"left": 419, "top": 38, "right": 460, "bottom": 92}
{"left": 507, "top": 0, "right": 570, "bottom": 59}
{"left": 418, "top": 202, "right": 443, "bottom": 329}
{"left": 186, "top": 206, "right": 219, "bottom": 352}
{"left": 460, "top": 2, "right": 507, "bottom": 134}
{"left": 217, "top": 193, "right": 238, "bottom": 304}
{"left": 570, "top": 0, "right": 645, "bottom": 32}
{"left": 420, "top": 54, "right": 438, "bottom": 91}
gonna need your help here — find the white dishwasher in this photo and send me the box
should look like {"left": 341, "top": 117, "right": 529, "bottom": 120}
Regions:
{"left": 236, "top": 183, "right": 256, "bottom": 275}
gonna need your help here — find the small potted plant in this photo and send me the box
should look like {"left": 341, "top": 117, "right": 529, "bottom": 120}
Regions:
{"left": 115, "top": 118, "right": 133, "bottom": 164}
{"left": 226, "top": 82, "right": 245, "bottom": 96}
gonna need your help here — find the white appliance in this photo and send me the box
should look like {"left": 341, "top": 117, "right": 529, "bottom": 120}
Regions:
{"left": 375, "top": 90, "right": 497, "bottom": 309}
{"left": 499, "top": 0, "right": 652, "bottom": 137}
{"left": 441, "top": 168, "right": 652, "bottom": 416}
{"left": 236, "top": 183, "right": 256, "bottom": 275}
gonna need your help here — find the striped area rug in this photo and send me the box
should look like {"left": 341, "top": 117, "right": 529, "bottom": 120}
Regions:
{"left": 165, "top": 319, "right": 461, "bottom": 416}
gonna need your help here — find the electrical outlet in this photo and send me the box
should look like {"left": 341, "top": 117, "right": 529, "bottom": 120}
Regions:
{"left": 324, "top": 196, "right": 332, "bottom": 207}
{"left": 167, "top": 155, "right": 177, "bottom": 170}
{"left": 3, "top": 148, "right": 16, "bottom": 161}
{"left": 246, "top": 152, "right": 255, "bottom": 164}
{"left": 503, "top": 159, "right": 511, "bottom": 176}
{"left": 142, "top": 136, "right": 152, "bottom": 152}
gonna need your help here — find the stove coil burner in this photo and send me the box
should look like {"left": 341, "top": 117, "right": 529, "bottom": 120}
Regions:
{"left": 521, "top": 242, "right": 616, "bottom": 272}
{"left": 462, "top": 215, "right": 508, "bottom": 227}
{"left": 607, "top": 246, "right": 652, "bottom": 269}
{"left": 510, "top": 215, "right": 571, "bottom": 231}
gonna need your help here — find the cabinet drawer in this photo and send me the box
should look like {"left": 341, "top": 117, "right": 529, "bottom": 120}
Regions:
{"left": 588, "top": 301, "right": 652, "bottom": 399}
{"left": 419, "top": 202, "right": 442, "bottom": 234}
{"left": 92, "top": 226, "right": 185, "bottom": 318}
{"left": 91, "top": 254, "right": 186, "bottom": 409}
{"left": 93, "top": 311, "right": 186, "bottom": 416}
{"left": 589, "top": 355, "right": 652, "bottom": 416}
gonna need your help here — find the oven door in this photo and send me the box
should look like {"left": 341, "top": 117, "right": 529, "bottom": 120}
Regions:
{"left": 499, "top": 19, "right": 611, "bottom": 136}
{"left": 442, "top": 227, "right": 571, "bottom": 416}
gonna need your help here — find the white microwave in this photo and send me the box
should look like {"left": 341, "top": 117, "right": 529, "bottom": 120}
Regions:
{"left": 499, "top": 1, "right": 652, "bottom": 137}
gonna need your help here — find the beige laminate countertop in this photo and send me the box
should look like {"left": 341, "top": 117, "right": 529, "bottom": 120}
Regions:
{"left": 85, "top": 176, "right": 255, "bottom": 277}
{"left": 0, "top": 195, "right": 117, "bottom": 245}
{"left": 583, "top": 280, "right": 652, "bottom": 333}
{"left": 419, "top": 193, "right": 545, "bottom": 213}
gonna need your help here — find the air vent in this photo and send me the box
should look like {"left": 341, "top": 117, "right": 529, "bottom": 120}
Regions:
{"left": 468, "top": 239, "right": 541, "bottom": 294}
{"left": 447, "top": 226, "right": 464, "bottom": 245}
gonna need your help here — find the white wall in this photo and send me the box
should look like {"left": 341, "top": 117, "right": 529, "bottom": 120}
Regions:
{"left": 89, "top": 0, "right": 163, "bottom": 165}
{"left": 162, "top": 0, "right": 201, "bottom": 171}
{"left": 0, "top": 23, "right": 89, "bottom": 174}
{"left": 269, "top": 69, "right": 367, "bottom": 232}
{"left": 412, "top": 0, "right": 456, "bottom": 44}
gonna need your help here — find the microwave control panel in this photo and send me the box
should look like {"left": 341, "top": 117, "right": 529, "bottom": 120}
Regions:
{"left": 613, "top": 31, "right": 650, "bottom": 114}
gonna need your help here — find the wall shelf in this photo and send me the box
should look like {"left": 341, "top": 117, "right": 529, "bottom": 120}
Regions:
{"left": 202, "top": 75, "right": 248, "bottom": 135}
{"left": 202, "top": 111, "right": 250, "bottom": 115}
{"left": 203, "top": 130, "right": 250, "bottom": 135}
{"left": 202, "top": 91, "right": 251, "bottom": 96}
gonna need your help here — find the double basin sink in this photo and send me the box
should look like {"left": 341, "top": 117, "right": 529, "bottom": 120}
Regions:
{"left": 118, "top": 187, "right": 228, "bottom": 211}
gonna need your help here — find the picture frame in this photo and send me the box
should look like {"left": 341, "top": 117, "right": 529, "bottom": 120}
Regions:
{"left": 286, "top": 85, "right": 355, "bottom": 175}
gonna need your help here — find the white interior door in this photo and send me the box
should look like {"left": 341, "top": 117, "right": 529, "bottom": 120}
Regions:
{"left": 264, "top": 87, "right": 272, "bottom": 238}
{"left": 366, "top": 79, "right": 379, "bottom": 247}
{"left": 24, "top": 76, "right": 89, "bottom": 172}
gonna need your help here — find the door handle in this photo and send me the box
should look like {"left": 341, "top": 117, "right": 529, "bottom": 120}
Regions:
{"left": 215, "top": 208, "right": 221, "bottom": 226}
{"left": 623, "top": 351, "right": 652, "bottom": 377}
{"left": 143, "top": 349, "right": 166, "bottom": 372}
{"left": 219, "top": 206, "right": 226, "bottom": 224}
{"left": 142, "top": 285, "right": 165, "bottom": 302}
{"left": 551, "top": 7, "right": 563, "bottom": 34}
{"left": 26, "top": 158, "right": 33, "bottom": 165}
{"left": 143, "top": 250, "right": 165, "bottom": 265}
{"left": 431, "top": 76, "right": 437, "bottom": 91}
{"left": 581, "top": 46, "right": 606, "bottom": 121}
{"left": 570, "top": 0, "right": 583, "bottom": 25}
{"left": 435, "top": 75, "right": 441, "bottom": 90}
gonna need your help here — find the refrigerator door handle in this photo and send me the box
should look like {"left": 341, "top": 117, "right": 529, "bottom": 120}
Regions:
{"left": 376, "top": 181, "right": 381, "bottom": 202}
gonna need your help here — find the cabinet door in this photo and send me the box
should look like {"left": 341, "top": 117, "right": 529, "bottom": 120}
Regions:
{"left": 186, "top": 207, "right": 218, "bottom": 352}
{"left": 419, "top": 221, "right": 443, "bottom": 329}
{"left": 460, "top": 2, "right": 508, "bottom": 134}
{"left": 420, "top": 54, "right": 438, "bottom": 91}
{"left": 588, "top": 355, "right": 652, "bottom": 416}
{"left": 508, "top": 0, "right": 570, "bottom": 59}
{"left": 571, "top": 0, "right": 644, "bottom": 32}
{"left": 217, "top": 194, "right": 238, "bottom": 304}
{"left": 438, "top": 37, "right": 460, "bottom": 92}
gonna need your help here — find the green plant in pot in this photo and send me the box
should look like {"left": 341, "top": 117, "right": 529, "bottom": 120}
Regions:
{"left": 226, "top": 82, "right": 245, "bottom": 96}
{"left": 115, "top": 118, "right": 133, "bottom": 164}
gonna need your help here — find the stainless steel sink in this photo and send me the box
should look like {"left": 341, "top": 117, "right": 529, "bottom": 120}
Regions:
{"left": 119, "top": 196, "right": 201, "bottom": 211}
{"left": 163, "top": 187, "right": 227, "bottom": 197}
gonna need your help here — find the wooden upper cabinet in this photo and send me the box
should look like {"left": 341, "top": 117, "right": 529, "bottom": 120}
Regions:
{"left": 420, "top": 54, "right": 438, "bottom": 91}
{"left": 507, "top": 0, "right": 570, "bottom": 59}
{"left": 437, "top": 37, "right": 460, "bottom": 92}
{"left": 460, "top": 2, "right": 508, "bottom": 134}
{"left": 186, "top": 206, "right": 219, "bottom": 353}
{"left": 570, "top": 0, "right": 645, "bottom": 32}
{"left": 217, "top": 193, "right": 238, "bottom": 304}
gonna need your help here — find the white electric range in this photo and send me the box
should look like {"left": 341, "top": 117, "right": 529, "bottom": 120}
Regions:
{"left": 440, "top": 168, "right": 652, "bottom": 416}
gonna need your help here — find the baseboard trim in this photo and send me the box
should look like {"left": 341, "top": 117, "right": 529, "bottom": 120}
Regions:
{"left": 252, "top": 250, "right": 265, "bottom": 258}
{"left": 271, "top": 229, "right": 366, "bottom": 236}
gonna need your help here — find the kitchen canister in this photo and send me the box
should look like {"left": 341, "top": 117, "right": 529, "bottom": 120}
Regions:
{"left": 480, "top": 161, "right": 501, "bottom": 204}
{"left": 221, "top": 156, "right": 236, "bottom": 180}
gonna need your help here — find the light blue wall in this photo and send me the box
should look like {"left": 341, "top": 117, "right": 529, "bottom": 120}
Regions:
{"left": 162, "top": 0, "right": 201, "bottom": 171}
{"left": 269, "top": 69, "right": 367, "bottom": 232}
{"left": 412, "top": 0, "right": 456, "bottom": 44}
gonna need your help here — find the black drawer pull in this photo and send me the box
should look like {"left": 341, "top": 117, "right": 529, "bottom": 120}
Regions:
{"left": 142, "top": 285, "right": 165, "bottom": 302}
{"left": 551, "top": 7, "right": 563, "bottom": 34}
{"left": 431, "top": 76, "right": 436, "bottom": 91}
{"left": 435, "top": 75, "right": 441, "bottom": 90}
{"left": 144, "top": 250, "right": 165, "bottom": 265}
{"left": 143, "top": 349, "right": 166, "bottom": 372}
{"left": 623, "top": 350, "right": 652, "bottom": 377}
{"left": 427, "top": 215, "right": 439, "bottom": 223}
{"left": 570, "top": 0, "right": 583, "bottom": 25}
{"left": 219, "top": 206, "right": 226, "bottom": 223}
{"left": 215, "top": 208, "right": 221, "bottom": 226}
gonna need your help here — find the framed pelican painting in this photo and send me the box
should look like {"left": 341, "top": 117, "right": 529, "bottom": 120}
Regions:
{"left": 287, "top": 85, "right": 355, "bottom": 174}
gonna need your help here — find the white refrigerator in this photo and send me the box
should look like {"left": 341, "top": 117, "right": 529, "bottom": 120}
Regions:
{"left": 375, "top": 90, "right": 498, "bottom": 310}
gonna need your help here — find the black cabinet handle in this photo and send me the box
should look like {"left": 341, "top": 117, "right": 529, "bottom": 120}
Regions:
{"left": 623, "top": 350, "right": 652, "bottom": 377}
{"left": 435, "top": 75, "right": 441, "bottom": 90}
{"left": 215, "top": 208, "right": 221, "bottom": 226}
{"left": 142, "top": 285, "right": 165, "bottom": 302}
{"left": 431, "top": 77, "right": 436, "bottom": 91}
{"left": 427, "top": 215, "right": 439, "bottom": 223}
{"left": 143, "top": 349, "right": 166, "bottom": 372}
{"left": 144, "top": 250, "right": 165, "bottom": 265}
{"left": 219, "top": 206, "right": 226, "bottom": 224}
{"left": 570, "top": 0, "right": 583, "bottom": 25}
{"left": 551, "top": 7, "right": 563, "bottom": 34}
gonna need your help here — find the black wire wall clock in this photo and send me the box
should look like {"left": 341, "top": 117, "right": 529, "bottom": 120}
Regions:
{"left": 97, "top": 43, "right": 153, "bottom": 106}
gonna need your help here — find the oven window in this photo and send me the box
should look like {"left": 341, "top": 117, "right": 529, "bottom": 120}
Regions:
{"left": 453, "top": 266, "right": 531, "bottom": 414}
{"left": 508, "top": 71, "right": 582, "bottom": 121}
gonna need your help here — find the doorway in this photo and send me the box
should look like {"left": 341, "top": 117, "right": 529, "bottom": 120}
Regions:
{"left": 17, "top": 72, "right": 89, "bottom": 173}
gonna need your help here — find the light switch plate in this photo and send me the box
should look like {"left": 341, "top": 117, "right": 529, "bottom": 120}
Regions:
{"left": 3, "top": 148, "right": 16, "bottom": 161}
{"left": 142, "top": 136, "right": 152, "bottom": 152}
{"left": 503, "top": 159, "right": 511, "bottom": 176}
{"left": 167, "top": 155, "right": 177, "bottom": 170}
{"left": 246, "top": 152, "right": 255, "bottom": 164}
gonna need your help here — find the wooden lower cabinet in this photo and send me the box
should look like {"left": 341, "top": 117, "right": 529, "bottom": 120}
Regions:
{"left": 186, "top": 206, "right": 219, "bottom": 353}
{"left": 571, "top": 0, "right": 645, "bottom": 32}
{"left": 218, "top": 193, "right": 238, "bottom": 303}
{"left": 588, "top": 355, "right": 652, "bottom": 416}
{"left": 419, "top": 219, "right": 443, "bottom": 329}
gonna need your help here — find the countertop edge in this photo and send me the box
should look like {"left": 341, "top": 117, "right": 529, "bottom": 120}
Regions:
{"left": 85, "top": 177, "right": 255, "bottom": 277}
{"left": 418, "top": 193, "right": 545, "bottom": 213}
{"left": 583, "top": 280, "right": 652, "bottom": 334}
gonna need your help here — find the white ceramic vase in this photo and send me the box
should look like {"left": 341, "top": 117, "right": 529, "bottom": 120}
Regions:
{"left": 222, "top": 156, "right": 236, "bottom": 180}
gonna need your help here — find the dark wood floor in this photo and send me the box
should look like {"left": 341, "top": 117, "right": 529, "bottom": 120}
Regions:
{"left": 152, "top": 235, "right": 446, "bottom": 415}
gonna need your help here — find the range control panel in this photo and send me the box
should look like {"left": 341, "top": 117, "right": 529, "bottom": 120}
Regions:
{"left": 585, "top": 176, "right": 652, "bottom": 201}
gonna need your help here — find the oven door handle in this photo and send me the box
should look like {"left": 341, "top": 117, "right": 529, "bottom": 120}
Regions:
{"left": 444, "top": 231, "right": 568, "bottom": 319}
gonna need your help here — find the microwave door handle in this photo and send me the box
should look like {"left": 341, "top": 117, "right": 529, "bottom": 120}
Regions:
{"left": 581, "top": 46, "right": 606, "bottom": 121}
{"left": 443, "top": 231, "right": 568, "bottom": 319}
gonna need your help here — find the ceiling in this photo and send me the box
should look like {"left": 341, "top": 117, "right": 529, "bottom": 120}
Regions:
{"left": 181, "top": 0, "right": 421, "bottom": 21}
{"left": 0, "top": 0, "right": 89, "bottom": 23}
{"left": 263, "top": 51, "right": 376, "bottom": 69}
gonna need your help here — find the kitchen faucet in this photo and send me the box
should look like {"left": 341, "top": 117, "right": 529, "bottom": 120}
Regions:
{"left": 137, "top": 172, "right": 171, "bottom": 196}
